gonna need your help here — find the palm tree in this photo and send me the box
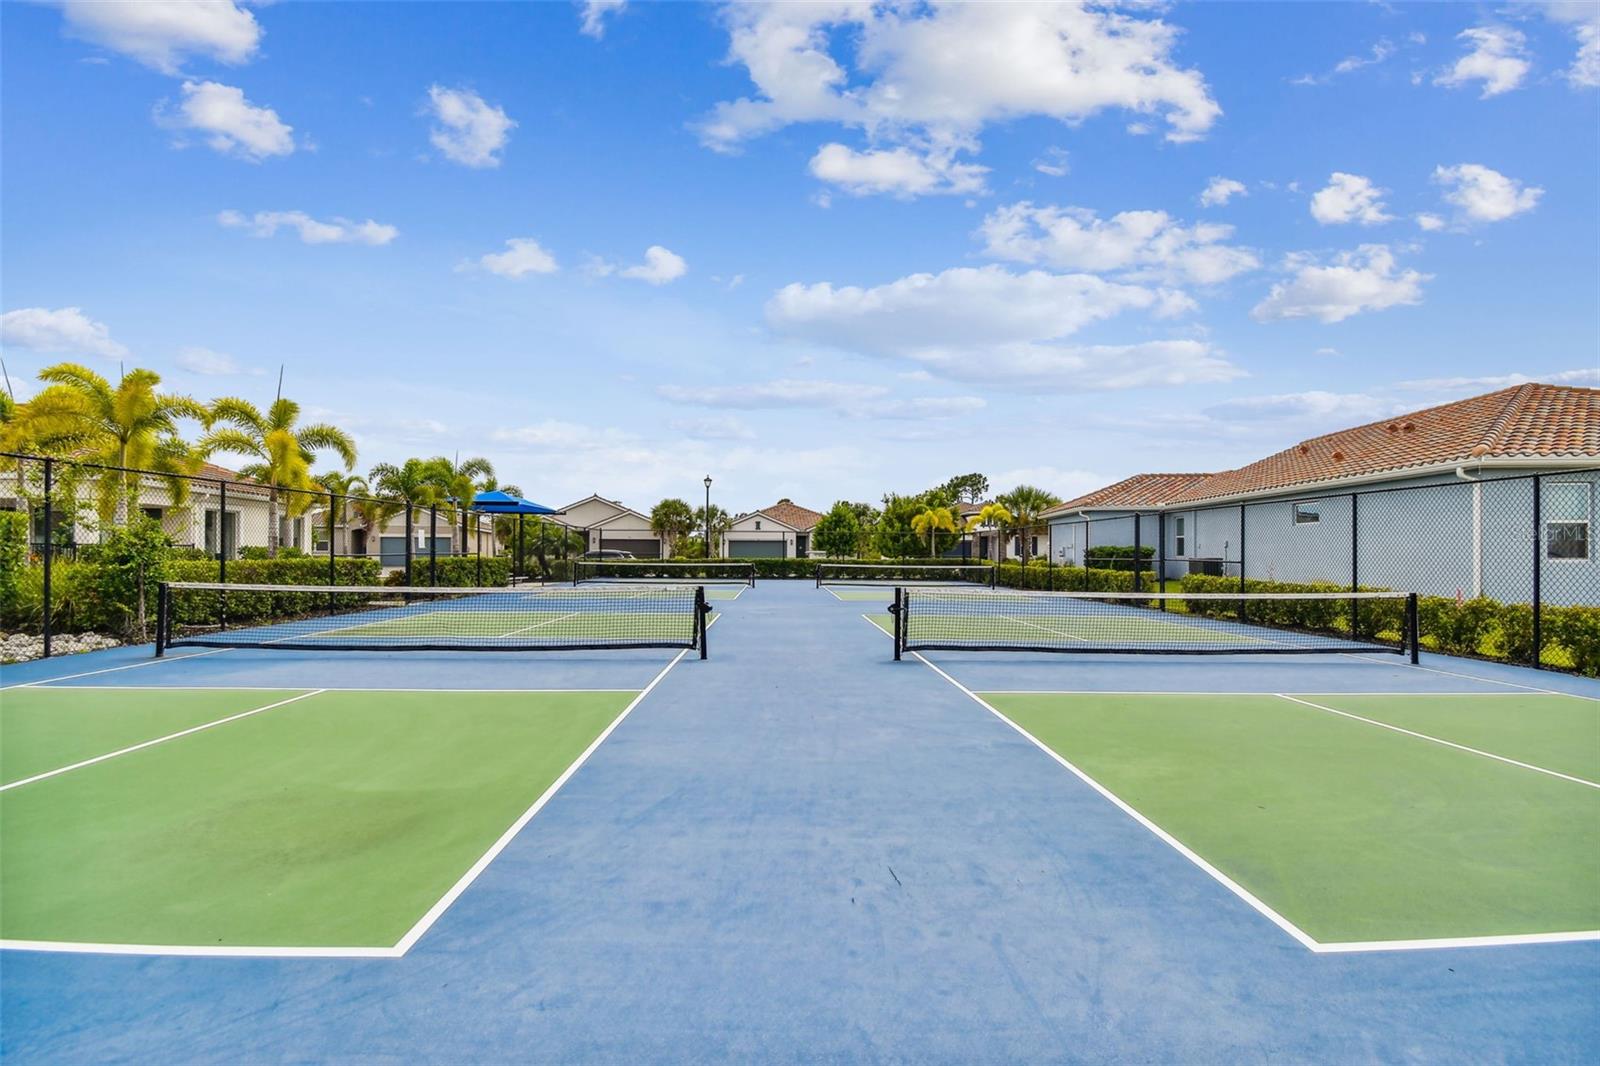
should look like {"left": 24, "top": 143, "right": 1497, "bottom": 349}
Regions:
{"left": 367, "top": 457, "right": 448, "bottom": 543}
{"left": 2, "top": 363, "right": 206, "bottom": 523}
{"left": 693, "top": 503, "right": 732, "bottom": 558}
{"left": 198, "top": 396, "right": 357, "bottom": 557}
{"left": 650, "top": 498, "right": 696, "bottom": 556}
{"left": 314, "top": 470, "right": 369, "bottom": 552}
{"left": 425, "top": 455, "right": 496, "bottom": 557}
{"left": 996, "top": 485, "right": 1062, "bottom": 565}
{"left": 911, "top": 504, "right": 958, "bottom": 557}
{"left": 965, "top": 501, "right": 1013, "bottom": 563}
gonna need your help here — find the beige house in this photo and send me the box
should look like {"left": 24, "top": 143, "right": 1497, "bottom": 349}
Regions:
{"left": 560, "top": 494, "right": 666, "bottom": 557}
{"left": 722, "top": 499, "right": 824, "bottom": 558}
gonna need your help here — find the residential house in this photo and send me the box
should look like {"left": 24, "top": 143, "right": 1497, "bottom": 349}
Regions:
{"left": 1044, "top": 383, "right": 1599, "bottom": 604}
{"left": 1042, "top": 474, "right": 1214, "bottom": 578}
{"left": 723, "top": 499, "right": 824, "bottom": 558}
{"left": 560, "top": 494, "right": 666, "bottom": 558}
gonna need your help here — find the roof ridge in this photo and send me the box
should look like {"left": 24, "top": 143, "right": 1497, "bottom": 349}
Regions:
{"left": 1473, "top": 381, "right": 1536, "bottom": 458}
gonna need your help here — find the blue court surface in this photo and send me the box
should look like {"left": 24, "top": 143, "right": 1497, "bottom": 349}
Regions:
{"left": 2, "top": 581, "right": 1597, "bottom": 1062}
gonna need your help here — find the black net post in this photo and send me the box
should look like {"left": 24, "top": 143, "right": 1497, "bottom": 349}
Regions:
{"left": 429, "top": 505, "right": 438, "bottom": 586}
{"left": 40, "top": 457, "right": 53, "bottom": 658}
{"left": 892, "top": 586, "right": 903, "bottom": 660}
{"left": 1406, "top": 592, "right": 1420, "bottom": 665}
{"left": 404, "top": 502, "right": 414, "bottom": 587}
{"left": 1532, "top": 474, "right": 1542, "bottom": 668}
{"left": 154, "top": 581, "right": 169, "bottom": 657}
{"left": 696, "top": 585, "right": 709, "bottom": 660}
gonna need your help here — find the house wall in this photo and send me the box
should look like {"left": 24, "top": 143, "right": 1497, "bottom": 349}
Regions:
{"left": 722, "top": 515, "right": 796, "bottom": 557}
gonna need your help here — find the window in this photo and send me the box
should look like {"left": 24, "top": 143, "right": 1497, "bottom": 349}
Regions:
{"left": 1294, "top": 502, "right": 1321, "bottom": 525}
{"left": 204, "top": 510, "right": 239, "bottom": 559}
{"left": 754, "top": 520, "right": 762, "bottom": 530}
{"left": 1547, "top": 482, "right": 1592, "bottom": 561}
{"left": 142, "top": 506, "right": 164, "bottom": 523}
{"left": 1174, "top": 516, "right": 1186, "bottom": 556}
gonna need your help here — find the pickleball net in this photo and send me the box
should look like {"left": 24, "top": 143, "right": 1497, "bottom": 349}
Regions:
{"left": 156, "top": 581, "right": 711, "bottom": 656}
{"left": 889, "top": 587, "right": 1418, "bottom": 660}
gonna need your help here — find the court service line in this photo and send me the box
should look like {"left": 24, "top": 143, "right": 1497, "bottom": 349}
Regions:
{"left": 899, "top": 644, "right": 1320, "bottom": 953}
{"left": 1275, "top": 694, "right": 1600, "bottom": 790}
{"left": 1346, "top": 651, "right": 1600, "bottom": 701}
{"left": 500, "top": 610, "right": 583, "bottom": 638}
{"left": 0, "top": 690, "right": 327, "bottom": 793}
{"left": 17, "top": 685, "right": 643, "bottom": 693}
{"left": 390, "top": 645, "right": 691, "bottom": 954}
{"left": 0, "top": 647, "right": 234, "bottom": 690}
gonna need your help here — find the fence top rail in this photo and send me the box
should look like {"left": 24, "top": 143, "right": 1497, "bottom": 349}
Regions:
{"left": 905, "top": 588, "right": 1414, "bottom": 601}
{"left": 161, "top": 581, "right": 695, "bottom": 595}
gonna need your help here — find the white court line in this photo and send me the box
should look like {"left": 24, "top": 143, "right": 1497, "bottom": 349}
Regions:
{"left": 389, "top": 646, "right": 689, "bottom": 954}
{"left": 895, "top": 632, "right": 1600, "bottom": 954}
{"left": 0, "top": 648, "right": 233, "bottom": 690}
{"left": 2, "top": 647, "right": 691, "bottom": 959}
{"left": 15, "top": 685, "right": 642, "bottom": 693}
{"left": 1275, "top": 694, "right": 1600, "bottom": 790}
{"left": 1344, "top": 651, "right": 1600, "bottom": 701}
{"left": 0, "top": 690, "right": 326, "bottom": 793}
{"left": 499, "top": 610, "right": 582, "bottom": 638}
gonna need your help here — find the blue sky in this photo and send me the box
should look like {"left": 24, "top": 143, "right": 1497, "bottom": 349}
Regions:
{"left": 2, "top": 1, "right": 1596, "bottom": 512}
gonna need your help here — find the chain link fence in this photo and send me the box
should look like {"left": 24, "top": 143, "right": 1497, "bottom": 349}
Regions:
{"left": 1036, "top": 468, "right": 1598, "bottom": 672}
{"left": 1, "top": 452, "right": 566, "bottom": 659}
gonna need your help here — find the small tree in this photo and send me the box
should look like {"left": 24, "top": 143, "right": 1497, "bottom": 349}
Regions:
{"left": 997, "top": 484, "right": 1062, "bottom": 565}
{"left": 650, "top": 498, "right": 696, "bottom": 556}
{"left": 89, "top": 517, "right": 173, "bottom": 641}
{"left": 940, "top": 473, "right": 990, "bottom": 505}
{"left": 812, "top": 502, "right": 862, "bottom": 558}
{"left": 911, "top": 505, "right": 958, "bottom": 556}
{"left": 694, "top": 503, "right": 732, "bottom": 557}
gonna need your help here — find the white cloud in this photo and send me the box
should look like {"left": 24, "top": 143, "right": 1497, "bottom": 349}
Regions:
{"left": 808, "top": 143, "right": 988, "bottom": 197}
{"left": 1335, "top": 37, "right": 1397, "bottom": 75}
{"left": 424, "top": 85, "right": 515, "bottom": 168}
{"left": 1432, "top": 163, "right": 1543, "bottom": 223}
{"left": 620, "top": 246, "right": 688, "bottom": 285}
{"left": 765, "top": 265, "right": 1242, "bottom": 390}
{"left": 670, "top": 416, "right": 756, "bottom": 441}
{"left": 475, "top": 238, "right": 559, "bottom": 278}
{"left": 1314, "top": 347, "right": 1340, "bottom": 357}
{"left": 1396, "top": 367, "right": 1600, "bottom": 391}
{"left": 1032, "top": 147, "right": 1070, "bottom": 177}
{"left": 978, "top": 202, "right": 1259, "bottom": 286}
{"left": 57, "top": 0, "right": 261, "bottom": 74}
{"left": 1, "top": 307, "right": 129, "bottom": 359}
{"left": 695, "top": 3, "right": 1218, "bottom": 193}
{"left": 1252, "top": 245, "right": 1430, "bottom": 324}
{"left": 1435, "top": 26, "right": 1530, "bottom": 98}
{"left": 578, "top": 0, "right": 627, "bottom": 39}
{"left": 1309, "top": 173, "right": 1393, "bottom": 226}
{"left": 659, "top": 378, "right": 886, "bottom": 410}
{"left": 175, "top": 346, "right": 258, "bottom": 375}
{"left": 1204, "top": 390, "right": 1399, "bottom": 424}
{"left": 157, "top": 80, "right": 293, "bottom": 161}
{"left": 1538, "top": 2, "right": 1600, "bottom": 88}
{"left": 1415, "top": 212, "right": 1446, "bottom": 231}
{"left": 217, "top": 209, "right": 398, "bottom": 245}
{"left": 1198, "top": 177, "right": 1247, "bottom": 207}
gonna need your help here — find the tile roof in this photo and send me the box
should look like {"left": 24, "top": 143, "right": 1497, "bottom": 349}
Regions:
{"left": 196, "top": 462, "right": 271, "bottom": 496}
{"left": 1045, "top": 473, "right": 1215, "bottom": 515}
{"left": 1171, "top": 383, "right": 1599, "bottom": 504}
{"left": 758, "top": 498, "right": 825, "bottom": 531}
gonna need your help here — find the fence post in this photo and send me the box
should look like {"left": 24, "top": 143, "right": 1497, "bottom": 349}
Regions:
{"left": 1350, "top": 492, "right": 1360, "bottom": 637}
{"left": 1237, "top": 503, "right": 1247, "bottom": 623}
{"left": 404, "top": 502, "right": 414, "bottom": 587}
{"left": 1132, "top": 512, "right": 1143, "bottom": 593}
{"left": 516, "top": 514, "right": 525, "bottom": 582}
{"left": 327, "top": 491, "right": 338, "bottom": 615}
{"left": 1406, "top": 592, "right": 1419, "bottom": 665}
{"left": 1532, "top": 474, "right": 1542, "bottom": 669}
{"left": 429, "top": 505, "right": 438, "bottom": 585}
{"left": 218, "top": 479, "right": 228, "bottom": 631}
{"left": 1157, "top": 511, "right": 1168, "bottom": 607}
{"left": 1047, "top": 523, "right": 1054, "bottom": 591}
{"left": 41, "top": 457, "right": 53, "bottom": 659}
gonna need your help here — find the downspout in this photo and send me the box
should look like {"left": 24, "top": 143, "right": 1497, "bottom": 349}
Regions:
{"left": 1456, "top": 465, "right": 1483, "bottom": 597}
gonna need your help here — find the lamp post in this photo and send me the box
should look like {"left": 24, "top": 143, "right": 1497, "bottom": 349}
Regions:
{"left": 704, "top": 475, "right": 713, "bottom": 559}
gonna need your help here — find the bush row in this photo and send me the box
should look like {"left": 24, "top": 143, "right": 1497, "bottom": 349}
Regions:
{"left": 1179, "top": 573, "right": 1600, "bottom": 676}
{"left": 996, "top": 560, "right": 1144, "bottom": 592}
{"left": 383, "top": 555, "right": 510, "bottom": 588}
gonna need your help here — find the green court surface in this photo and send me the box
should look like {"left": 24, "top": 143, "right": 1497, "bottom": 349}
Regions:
{"left": 982, "top": 691, "right": 1600, "bottom": 945}
{"left": 0, "top": 687, "right": 638, "bottom": 948}
{"left": 825, "top": 588, "right": 896, "bottom": 601}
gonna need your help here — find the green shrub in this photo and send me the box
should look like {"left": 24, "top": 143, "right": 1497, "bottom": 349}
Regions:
{"left": 170, "top": 556, "right": 381, "bottom": 588}
{"left": 238, "top": 545, "right": 309, "bottom": 560}
{"left": 1547, "top": 606, "right": 1600, "bottom": 677}
{"left": 387, "top": 555, "right": 509, "bottom": 588}
{"left": 86, "top": 518, "right": 175, "bottom": 641}
{"left": 0, "top": 510, "right": 28, "bottom": 626}
{"left": 1416, "top": 596, "right": 1500, "bottom": 657}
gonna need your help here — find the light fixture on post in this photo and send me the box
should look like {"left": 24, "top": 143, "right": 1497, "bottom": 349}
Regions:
{"left": 704, "top": 475, "right": 713, "bottom": 559}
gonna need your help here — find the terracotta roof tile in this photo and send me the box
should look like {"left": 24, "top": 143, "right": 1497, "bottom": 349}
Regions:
{"left": 760, "top": 498, "right": 825, "bottom": 531}
{"left": 1171, "top": 383, "right": 1599, "bottom": 504}
{"left": 1045, "top": 473, "right": 1215, "bottom": 515}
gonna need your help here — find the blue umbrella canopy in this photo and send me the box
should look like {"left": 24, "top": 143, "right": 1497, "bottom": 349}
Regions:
{"left": 471, "top": 490, "right": 560, "bottom": 515}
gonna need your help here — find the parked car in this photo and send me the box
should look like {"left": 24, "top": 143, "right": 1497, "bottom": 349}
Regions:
{"left": 581, "top": 549, "right": 636, "bottom": 560}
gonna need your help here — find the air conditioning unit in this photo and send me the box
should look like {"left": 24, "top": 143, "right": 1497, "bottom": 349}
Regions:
{"left": 1187, "top": 557, "right": 1225, "bottom": 576}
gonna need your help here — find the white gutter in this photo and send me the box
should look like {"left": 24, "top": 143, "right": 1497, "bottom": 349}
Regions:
{"left": 1456, "top": 465, "right": 1484, "bottom": 597}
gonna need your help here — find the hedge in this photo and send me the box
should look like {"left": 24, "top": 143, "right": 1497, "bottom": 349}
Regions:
{"left": 382, "top": 555, "right": 509, "bottom": 588}
{"left": 1178, "top": 573, "right": 1600, "bottom": 676}
{"left": 997, "top": 560, "right": 1142, "bottom": 592}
